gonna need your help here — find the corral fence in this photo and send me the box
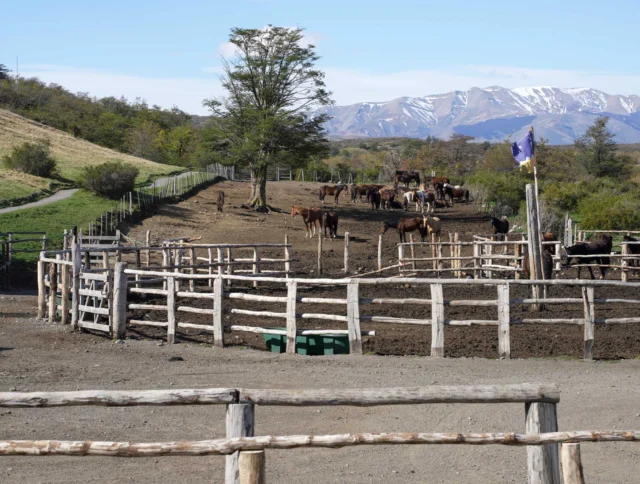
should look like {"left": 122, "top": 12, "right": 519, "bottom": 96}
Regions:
{"left": 208, "top": 162, "right": 355, "bottom": 184}
{"left": 36, "top": 238, "right": 292, "bottom": 337}
{"left": 0, "top": 232, "right": 47, "bottom": 289}
{"left": 0, "top": 383, "right": 594, "bottom": 484}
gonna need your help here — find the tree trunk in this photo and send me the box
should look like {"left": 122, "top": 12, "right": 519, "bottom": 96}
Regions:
{"left": 247, "top": 168, "right": 258, "bottom": 204}
{"left": 246, "top": 166, "right": 269, "bottom": 212}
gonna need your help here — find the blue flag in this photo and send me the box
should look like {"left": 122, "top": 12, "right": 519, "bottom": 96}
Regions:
{"left": 512, "top": 131, "right": 535, "bottom": 172}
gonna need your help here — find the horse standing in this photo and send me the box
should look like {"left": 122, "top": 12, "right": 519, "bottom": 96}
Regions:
{"left": 319, "top": 184, "right": 345, "bottom": 204}
{"left": 564, "top": 234, "right": 613, "bottom": 279}
{"left": 323, "top": 211, "right": 339, "bottom": 239}
{"left": 623, "top": 235, "right": 640, "bottom": 267}
{"left": 368, "top": 189, "right": 381, "bottom": 211}
{"left": 491, "top": 217, "right": 509, "bottom": 235}
{"left": 422, "top": 216, "right": 442, "bottom": 240}
{"left": 216, "top": 191, "right": 225, "bottom": 212}
{"left": 523, "top": 233, "right": 556, "bottom": 279}
{"left": 394, "top": 171, "right": 420, "bottom": 189}
{"left": 444, "top": 184, "right": 470, "bottom": 204}
{"left": 381, "top": 217, "right": 428, "bottom": 243}
{"left": 291, "top": 206, "right": 323, "bottom": 238}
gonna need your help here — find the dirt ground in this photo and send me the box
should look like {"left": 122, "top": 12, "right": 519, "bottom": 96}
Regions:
{"left": 2, "top": 181, "right": 640, "bottom": 483}
{"left": 1, "top": 296, "right": 640, "bottom": 483}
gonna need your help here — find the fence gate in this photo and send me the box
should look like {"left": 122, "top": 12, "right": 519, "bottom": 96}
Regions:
{"left": 78, "top": 271, "right": 112, "bottom": 333}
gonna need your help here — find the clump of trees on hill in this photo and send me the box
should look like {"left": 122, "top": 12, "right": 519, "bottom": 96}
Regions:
{"left": 2, "top": 140, "right": 58, "bottom": 178}
{"left": 79, "top": 161, "right": 139, "bottom": 199}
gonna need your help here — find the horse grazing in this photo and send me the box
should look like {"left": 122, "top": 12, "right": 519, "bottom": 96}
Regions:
{"left": 381, "top": 217, "right": 427, "bottom": 243}
{"left": 394, "top": 170, "right": 420, "bottom": 188}
{"left": 422, "top": 216, "right": 442, "bottom": 239}
{"left": 491, "top": 217, "right": 509, "bottom": 235}
{"left": 444, "top": 184, "right": 470, "bottom": 204}
{"left": 564, "top": 234, "right": 613, "bottom": 279}
{"left": 523, "top": 233, "right": 556, "bottom": 279}
{"left": 216, "top": 191, "right": 225, "bottom": 212}
{"left": 318, "top": 184, "right": 345, "bottom": 204}
{"left": 323, "top": 211, "right": 339, "bottom": 239}
{"left": 291, "top": 206, "right": 323, "bottom": 238}
{"left": 623, "top": 235, "right": 640, "bottom": 267}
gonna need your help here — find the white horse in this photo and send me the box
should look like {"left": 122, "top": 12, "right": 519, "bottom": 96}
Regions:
{"left": 404, "top": 190, "right": 432, "bottom": 213}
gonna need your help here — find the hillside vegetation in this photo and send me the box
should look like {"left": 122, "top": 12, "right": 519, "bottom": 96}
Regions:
{"left": 0, "top": 109, "right": 179, "bottom": 202}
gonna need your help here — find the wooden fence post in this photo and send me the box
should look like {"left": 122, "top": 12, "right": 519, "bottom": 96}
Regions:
{"left": 346, "top": 281, "right": 362, "bottom": 354}
{"left": 560, "top": 443, "right": 585, "bottom": 484}
{"left": 409, "top": 234, "right": 416, "bottom": 271}
{"left": 71, "top": 243, "right": 81, "bottom": 330}
{"left": 284, "top": 235, "right": 291, "bottom": 277}
{"left": 621, "top": 242, "right": 629, "bottom": 282}
{"left": 213, "top": 276, "right": 224, "bottom": 348}
{"left": 473, "top": 243, "right": 479, "bottom": 279}
{"left": 526, "top": 184, "right": 544, "bottom": 312}
{"left": 238, "top": 450, "right": 265, "bottom": 484}
{"left": 226, "top": 403, "right": 255, "bottom": 484}
{"left": 37, "top": 252, "right": 46, "bottom": 319}
{"left": 344, "top": 232, "right": 350, "bottom": 274}
{"left": 145, "top": 230, "right": 151, "bottom": 266}
{"left": 189, "top": 247, "right": 196, "bottom": 292}
{"left": 252, "top": 248, "right": 259, "bottom": 289}
{"left": 317, "top": 230, "right": 322, "bottom": 275}
{"left": 167, "top": 276, "right": 176, "bottom": 344}
{"left": 582, "top": 286, "right": 595, "bottom": 361}
{"left": 61, "top": 250, "right": 70, "bottom": 325}
{"left": 377, "top": 234, "right": 383, "bottom": 271}
{"left": 112, "top": 262, "right": 128, "bottom": 341}
{"left": 286, "top": 280, "right": 297, "bottom": 354}
{"left": 526, "top": 402, "right": 561, "bottom": 484}
{"left": 48, "top": 260, "right": 58, "bottom": 324}
{"left": 430, "top": 283, "right": 444, "bottom": 357}
{"left": 497, "top": 283, "right": 510, "bottom": 360}
{"left": 398, "top": 244, "right": 405, "bottom": 273}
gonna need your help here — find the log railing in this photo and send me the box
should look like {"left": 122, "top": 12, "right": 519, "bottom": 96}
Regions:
{"left": 0, "top": 384, "right": 566, "bottom": 483}
{"left": 1, "top": 232, "right": 47, "bottom": 289}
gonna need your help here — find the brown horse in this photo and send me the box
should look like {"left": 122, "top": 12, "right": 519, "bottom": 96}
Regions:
{"left": 291, "top": 206, "right": 323, "bottom": 238}
{"left": 216, "top": 191, "right": 225, "bottom": 212}
{"left": 394, "top": 171, "right": 420, "bottom": 189}
{"left": 351, "top": 184, "right": 385, "bottom": 202}
{"left": 323, "top": 212, "right": 339, "bottom": 239}
{"left": 381, "top": 217, "right": 427, "bottom": 243}
{"left": 379, "top": 188, "right": 399, "bottom": 210}
{"left": 444, "top": 185, "right": 470, "bottom": 204}
{"left": 368, "top": 189, "right": 381, "bottom": 210}
{"left": 319, "top": 184, "right": 346, "bottom": 204}
{"left": 523, "top": 233, "right": 556, "bottom": 279}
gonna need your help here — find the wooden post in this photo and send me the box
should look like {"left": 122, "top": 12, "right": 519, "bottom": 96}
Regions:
{"left": 560, "top": 444, "right": 585, "bottom": 484}
{"left": 409, "top": 233, "right": 416, "bottom": 271}
{"left": 487, "top": 236, "right": 494, "bottom": 279}
{"left": 317, "top": 230, "right": 322, "bottom": 275}
{"left": 189, "top": 247, "right": 196, "bottom": 292}
{"left": 449, "top": 233, "right": 455, "bottom": 277}
{"left": 167, "top": 276, "right": 176, "bottom": 344}
{"left": 622, "top": 242, "right": 629, "bottom": 282}
{"left": 37, "top": 252, "right": 46, "bottom": 319}
{"left": 526, "top": 184, "right": 544, "bottom": 311}
{"left": 213, "top": 277, "right": 224, "bottom": 348}
{"left": 377, "top": 234, "right": 383, "bottom": 271}
{"left": 430, "top": 283, "right": 444, "bottom": 357}
{"left": 286, "top": 280, "right": 297, "bottom": 354}
{"left": 238, "top": 451, "right": 265, "bottom": 484}
{"left": 346, "top": 281, "right": 362, "bottom": 354}
{"left": 226, "top": 248, "right": 233, "bottom": 288}
{"left": 398, "top": 244, "right": 405, "bottom": 273}
{"left": 145, "top": 231, "right": 151, "bottom": 266}
{"left": 526, "top": 401, "right": 561, "bottom": 484}
{"left": 497, "top": 283, "right": 510, "bottom": 360}
{"left": 71, "top": 243, "right": 81, "bottom": 330}
{"left": 112, "top": 262, "right": 128, "bottom": 341}
{"left": 226, "top": 404, "right": 255, "bottom": 484}
{"left": 344, "top": 232, "right": 350, "bottom": 274}
{"left": 473, "top": 242, "right": 479, "bottom": 279}
{"left": 252, "top": 248, "right": 259, "bottom": 289}
{"left": 60, "top": 252, "right": 70, "bottom": 325}
{"left": 582, "top": 286, "right": 595, "bottom": 361}
{"left": 514, "top": 241, "right": 522, "bottom": 280}
{"left": 48, "top": 261, "right": 58, "bottom": 324}
{"left": 437, "top": 241, "right": 444, "bottom": 275}
{"left": 431, "top": 233, "right": 436, "bottom": 271}
{"left": 284, "top": 235, "right": 291, "bottom": 277}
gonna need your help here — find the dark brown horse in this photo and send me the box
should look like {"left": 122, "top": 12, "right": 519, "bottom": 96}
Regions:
{"left": 291, "top": 206, "right": 323, "bottom": 238}
{"left": 523, "top": 233, "right": 556, "bottom": 279}
{"left": 216, "top": 191, "right": 225, "bottom": 212}
{"left": 319, "top": 184, "right": 346, "bottom": 204}
{"left": 491, "top": 217, "right": 509, "bottom": 235}
{"left": 444, "top": 185, "right": 470, "bottom": 204}
{"left": 380, "top": 188, "right": 398, "bottom": 210}
{"left": 368, "top": 189, "right": 381, "bottom": 210}
{"left": 323, "top": 211, "right": 339, "bottom": 239}
{"left": 623, "top": 235, "right": 640, "bottom": 267}
{"left": 564, "top": 234, "right": 613, "bottom": 279}
{"left": 381, "top": 217, "right": 427, "bottom": 243}
{"left": 394, "top": 171, "right": 420, "bottom": 188}
{"left": 350, "top": 184, "right": 385, "bottom": 202}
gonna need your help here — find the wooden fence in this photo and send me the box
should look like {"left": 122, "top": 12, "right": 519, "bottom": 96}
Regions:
{"left": 0, "top": 384, "right": 575, "bottom": 483}
{"left": 0, "top": 231, "right": 47, "bottom": 289}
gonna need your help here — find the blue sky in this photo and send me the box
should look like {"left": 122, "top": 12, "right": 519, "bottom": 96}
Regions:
{"left": 2, "top": 0, "right": 640, "bottom": 113}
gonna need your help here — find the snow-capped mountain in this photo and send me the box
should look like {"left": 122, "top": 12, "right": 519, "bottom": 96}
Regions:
{"left": 317, "top": 87, "right": 640, "bottom": 144}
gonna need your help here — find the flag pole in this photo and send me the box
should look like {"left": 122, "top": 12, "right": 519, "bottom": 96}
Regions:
{"left": 531, "top": 126, "right": 546, "bottom": 283}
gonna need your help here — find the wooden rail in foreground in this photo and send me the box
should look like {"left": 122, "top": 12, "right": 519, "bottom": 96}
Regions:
{"left": 0, "top": 384, "right": 562, "bottom": 483}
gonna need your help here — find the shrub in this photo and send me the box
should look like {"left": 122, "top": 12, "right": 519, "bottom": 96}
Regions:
{"left": 578, "top": 191, "right": 640, "bottom": 230}
{"left": 2, "top": 140, "right": 57, "bottom": 177}
{"left": 467, "top": 169, "right": 528, "bottom": 213}
{"left": 80, "top": 161, "right": 139, "bottom": 199}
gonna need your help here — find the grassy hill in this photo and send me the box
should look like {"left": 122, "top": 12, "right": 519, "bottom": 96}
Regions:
{"left": 0, "top": 109, "right": 179, "bottom": 203}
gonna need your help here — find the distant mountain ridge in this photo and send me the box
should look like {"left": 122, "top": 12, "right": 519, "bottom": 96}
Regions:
{"left": 315, "top": 86, "right": 640, "bottom": 144}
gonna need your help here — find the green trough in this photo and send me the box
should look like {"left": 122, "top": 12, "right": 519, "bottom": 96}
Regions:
{"left": 263, "top": 327, "right": 349, "bottom": 356}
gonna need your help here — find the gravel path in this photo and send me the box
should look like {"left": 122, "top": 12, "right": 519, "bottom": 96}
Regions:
{"left": 0, "top": 189, "right": 79, "bottom": 214}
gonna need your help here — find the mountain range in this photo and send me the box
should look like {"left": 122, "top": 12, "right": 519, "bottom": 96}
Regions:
{"left": 316, "top": 87, "right": 640, "bottom": 144}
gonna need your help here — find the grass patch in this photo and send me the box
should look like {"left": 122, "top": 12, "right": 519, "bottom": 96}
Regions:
{"left": 0, "top": 190, "right": 117, "bottom": 261}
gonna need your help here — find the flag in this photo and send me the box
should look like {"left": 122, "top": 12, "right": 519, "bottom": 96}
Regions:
{"left": 512, "top": 130, "right": 535, "bottom": 173}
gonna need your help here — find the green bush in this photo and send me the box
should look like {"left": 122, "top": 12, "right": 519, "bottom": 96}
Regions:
{"left": 2, "top": 140, "right": 57, "bottom": 177}
{"left": 578, "top": 191, "right": 640, "bottom": 230}
{"left": 80, "top": 161, "right": 139, "bottom": 199}
{"left": 467, "top": 169, "right": 528, "bottom": 212}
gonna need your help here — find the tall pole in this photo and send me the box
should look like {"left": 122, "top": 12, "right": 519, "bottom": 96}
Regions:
{"left": 531, "top": 126, "right": 546, "bottom": 288}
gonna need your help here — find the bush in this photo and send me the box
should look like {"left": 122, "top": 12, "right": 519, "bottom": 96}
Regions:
{"left": 577, "top": 191, "right": 640, "bottom": 230}
{"left": 80, "top": 161, "right": 139, "bottom": 199}
{"left": 467, "top": 169, "right": 528, "bottom": 212}
{"left": 2, "top": 140, "right": 57, "bottom": 177}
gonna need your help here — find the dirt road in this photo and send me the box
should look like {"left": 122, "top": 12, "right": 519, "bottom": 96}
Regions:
{"left": 1, "top": 295, "right": 639, "bottom": 483}
{"left": 0, "top": 189, "right": 79, "bottom": 214}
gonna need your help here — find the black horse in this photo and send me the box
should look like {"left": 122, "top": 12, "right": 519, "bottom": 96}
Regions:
{"left": 564, "top": 234, "right": 613, "bottom": 279}
{"left": 491, "top": 217, "right": 509, "bottom": 235}
{"left": 623, "top": 235, "right": 640, "bottom": 267}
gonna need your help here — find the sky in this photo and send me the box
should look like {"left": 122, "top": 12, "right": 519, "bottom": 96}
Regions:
{"left": 2, "top": 0, "right": 640, "bottom": 114}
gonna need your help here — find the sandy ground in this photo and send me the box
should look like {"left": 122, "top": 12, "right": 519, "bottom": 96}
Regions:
{"left": 2, "top": 181, "right": 640, "bottom": 483}
{"left": 0, "top": 295, "right": 640, "bottom": 483}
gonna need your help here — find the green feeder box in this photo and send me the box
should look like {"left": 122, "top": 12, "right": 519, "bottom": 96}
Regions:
{"left": 263, "top": 327, "right": 349, "bottom": 356}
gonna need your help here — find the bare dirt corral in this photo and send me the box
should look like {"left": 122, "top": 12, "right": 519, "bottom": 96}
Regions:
{"left": 2, "top": 181, "right": 640, "bottom": 483}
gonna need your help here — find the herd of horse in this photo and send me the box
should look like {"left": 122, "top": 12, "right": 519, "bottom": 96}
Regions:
{"left": 286, "top": 172, "right": 632, "bottom": 280}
